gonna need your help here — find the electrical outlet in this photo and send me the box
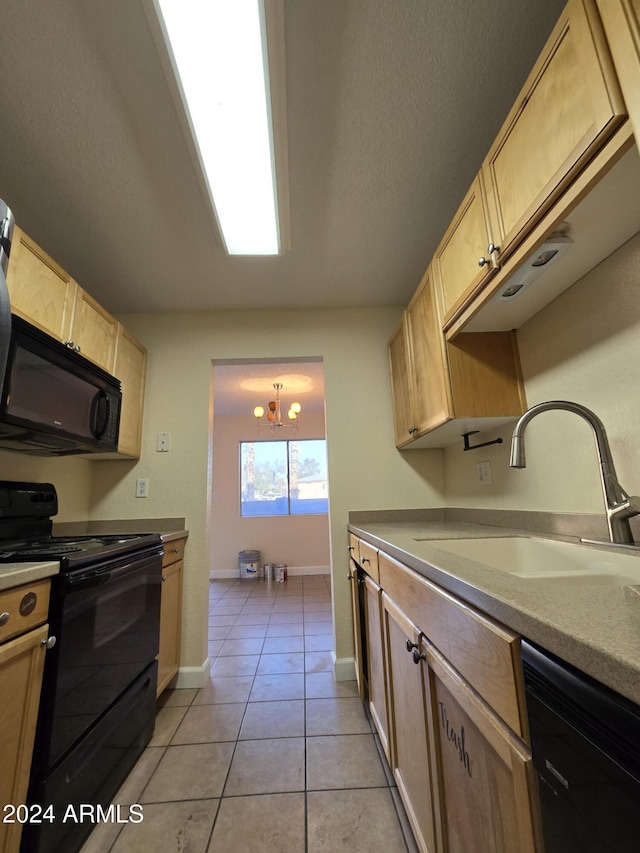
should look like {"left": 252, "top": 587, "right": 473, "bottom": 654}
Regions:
{"left": 477, "top": 461, "right": 492, "bottom": 486}
{"left": 157, "top": 432, "right": 171, "bottom": 452}
{"left": 135, "top": 478, "right": 149, "bottom": 498}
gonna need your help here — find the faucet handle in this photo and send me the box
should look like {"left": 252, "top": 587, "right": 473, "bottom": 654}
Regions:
{"left": 611, "top": 496, "right": 640, "bottom": 519}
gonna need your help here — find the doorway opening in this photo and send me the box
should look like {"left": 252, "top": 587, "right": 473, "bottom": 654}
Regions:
{"left": 209, "top": 357, "right": 330, "bottom": 580}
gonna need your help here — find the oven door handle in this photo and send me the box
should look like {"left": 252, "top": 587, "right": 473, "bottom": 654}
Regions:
{"left": 67, "top": 560, "right": 156, "bottom": 589}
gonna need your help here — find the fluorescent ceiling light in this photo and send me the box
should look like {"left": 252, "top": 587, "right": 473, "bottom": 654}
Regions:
{"left": 156, "top": 0, "right": 282, "bottom": 255}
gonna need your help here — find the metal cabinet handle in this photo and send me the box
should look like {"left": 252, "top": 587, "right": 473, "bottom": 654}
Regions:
{"left": 0, "top": 611, "right": 9, "bottom": 627}
{"left": 65, "top": 340, "right": 75, "bottom": 349}
{"left": 361, "top": 557, "right": 370, "bottom": 564}
{"left": 405, "top": 639, "right": 418, "bottom": 652}
{"left": 41, "top": 635, "right": 57, "bottom": 649}
{"left": 74, "top": 344, "right": 81, "bottom": 353}
{"left": 478, "top": 243, "right": 500, "bottom": 268}
{"left": 412, "top": 648, "right": 427, "bottom": 665}
{"left": 162, "top": 574, "right": 167, "bottom": 582}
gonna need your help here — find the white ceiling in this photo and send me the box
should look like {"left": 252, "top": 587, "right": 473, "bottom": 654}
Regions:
{"left": 213, "top": 358, "right": 325, "bottom": 417}
{"left": 0, "top": 0, "right": 567, "bottom": 316}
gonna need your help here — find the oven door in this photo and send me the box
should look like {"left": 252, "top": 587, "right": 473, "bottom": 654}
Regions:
{"left": 43, "top": 550, "right": 162, "bottom": 770}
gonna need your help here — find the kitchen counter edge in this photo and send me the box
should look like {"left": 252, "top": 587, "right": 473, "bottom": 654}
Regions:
{"left": 348, "top": 518, "right": 640, "bottom": 707}
{"left": 0, "top": 560, "right": 59, "bottom": 591}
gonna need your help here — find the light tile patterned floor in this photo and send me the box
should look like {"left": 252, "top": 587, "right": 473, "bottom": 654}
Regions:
{"left": 80, "top": 576, "right": 418, "bottom": 853}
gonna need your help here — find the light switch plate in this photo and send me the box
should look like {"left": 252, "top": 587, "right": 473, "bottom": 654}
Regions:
{"left": 157, "top": 432, "right": 171, "bottom": 452}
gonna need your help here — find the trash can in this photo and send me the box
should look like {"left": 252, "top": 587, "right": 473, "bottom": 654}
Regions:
{"left": 239, "top": 549, "right": 261, "bottom": 580}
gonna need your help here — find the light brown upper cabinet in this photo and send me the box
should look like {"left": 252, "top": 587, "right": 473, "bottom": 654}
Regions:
{"left": 112, "top": 325, "right": 147, "bottom": 458}
{"left": 6, "top": 226, "right": 76, "bottom": 342}
{"left": 435, "top": 0, "right": 626, "bottom": 332}
{"left": 482, "top": 0, "right": 625, "bottom": 266}
{"left": 6, "top": 227, "right": 118, "bottom": 374}
{"left": 596, "top": 0, "right": 640, "bottom": 138}
{"left": 405, "top": 268, "right": 452, "bottom": 437}
{"left": 388, "top": 314, "right": 415, "bottom": 447}
{"left": 432, "top": 174, "right": 499, "bottom": 324}
{"left": 388, "top": 267, "right": 526, "bottom": 449}
{"left": 69, "top": 287, "right": 118, "bottom": 373}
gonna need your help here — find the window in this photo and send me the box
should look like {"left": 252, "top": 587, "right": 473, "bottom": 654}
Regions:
{"left": 240, "top": 440, "right": 328, "bottom": 517}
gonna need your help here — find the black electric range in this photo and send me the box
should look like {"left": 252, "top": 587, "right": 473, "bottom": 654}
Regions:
{"left": 0, "top": 480, "right": 164, "bottom": 853}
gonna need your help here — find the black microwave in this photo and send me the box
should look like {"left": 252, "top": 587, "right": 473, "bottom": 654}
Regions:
{"left": 0, "top": 315, "right": 121, "bottom": 455}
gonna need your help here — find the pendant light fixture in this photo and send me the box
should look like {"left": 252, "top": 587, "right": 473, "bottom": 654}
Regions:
{"left": 254, "top": 383, "right": 301, "bottom": 435}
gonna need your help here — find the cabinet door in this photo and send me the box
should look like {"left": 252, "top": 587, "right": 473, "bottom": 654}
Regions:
{"left": 157, "top": 558, "right": 183, "bottom": 696}
{"left": 388, "top": 316, "right": 416, "bottom": 447}
{"left": 483, "top": 0, "right": 625, "bottom": 263}
{"left": 6, "top": 226, "right": 75, "bottom": 341}
{"left": 363, "top": 575, "right": 390, "bottom": 761}
{"left": 427, "top": 645, "right": 538, "bottom": 853}
{"left": 383, "top": 594, "right": 441, "bottom": 853}
{"left": 70, "top": 287, "right": 118, "bottom": 372}
{"left": 596, "top": 0, "right": 640, "bottom": 140}
{"left": 348, "top": 536, "right": 365, "bottom": 700}
{"left": 112, "top": 324, "right": 147, "bottom": 458}
{"left": 0, "top": 623, "right": 48, "bottom": 853}
{"left": 406, "top": 268, "right": 452, "bottom": 435}
{"left": 432, "top": 174, "right": 497, "bottom": 325}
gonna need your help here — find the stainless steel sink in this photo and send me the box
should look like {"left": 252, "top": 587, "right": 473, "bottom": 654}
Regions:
{"left": 419, "top": 536, "right": 640, "bottom": 587}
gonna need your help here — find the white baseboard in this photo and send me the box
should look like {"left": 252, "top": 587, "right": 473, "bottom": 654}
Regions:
{"left": 210, "top": 565, "right": 330, "bottom": 580}
{"left": 172, "top": 658, "right": 212, "bottom": 690}
{"left": 332, "top": 654, "right": 356, "bottom": 682}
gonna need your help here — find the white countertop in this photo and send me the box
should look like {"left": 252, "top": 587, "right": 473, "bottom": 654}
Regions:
{"left": 348, "top": 519, "right": 640, "bottom": 707}
{"left": 0, "top": 560, "right": 59, "bottom": 591}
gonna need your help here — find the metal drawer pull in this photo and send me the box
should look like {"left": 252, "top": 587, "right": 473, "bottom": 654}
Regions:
{"left": 41, "top": 636, "right": 57, "bottom": 649}
{"left": 405, "top": 639, "right": 418, "bottom": 653}
{"left": 412, "top": 649, "right": 427, "bottom": 665}
{"left": 0, "top": 611, "right": 9, "bottom": 627}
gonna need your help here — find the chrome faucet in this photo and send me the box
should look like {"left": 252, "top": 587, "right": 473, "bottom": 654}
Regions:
{"left": 509, "top": 401, "right": 640, "bottom": 546}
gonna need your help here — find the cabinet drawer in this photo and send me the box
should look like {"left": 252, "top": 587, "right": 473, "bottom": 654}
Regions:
{"left": 378, "top": 550, "right": 526, "bottom": 738}
{"left": 162, "top": 538, "right": 186, "bottom": 567}
{"left": 0, "top": 580, "right": 50, "bottom": 645}
{"left": 358, "top": 540, "right": 379, "bottom": 583}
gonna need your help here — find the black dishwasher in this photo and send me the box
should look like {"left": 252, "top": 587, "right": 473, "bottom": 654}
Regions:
{"left": 521, "top": 640, "right": 640, "bottom": 852}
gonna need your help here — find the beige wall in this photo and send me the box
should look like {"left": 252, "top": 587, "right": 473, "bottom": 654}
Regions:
{"left": 89, "top": 307, "right": 445, "bottom": 679}
{"left": 210, "top": 410, "right": 331, "bottom": 576}
{"left": 444, "top": 233, "right": 640, "bottom": 515}
{"left": 0, "top": 453, "right": 93, "bottom": 522}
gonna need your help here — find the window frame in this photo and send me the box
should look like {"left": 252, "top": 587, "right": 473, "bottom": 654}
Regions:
{"left": 239, "top": 438, "right": 328, "bottom": 518}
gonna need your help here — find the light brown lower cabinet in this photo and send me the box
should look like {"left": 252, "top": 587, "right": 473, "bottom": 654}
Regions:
{"left": 0, "top": 623, "right": 48, "bottom": 853}
{"left": 350, "top": 536, "right": 540, "bottom": 852}
{"left": 156, "top": 537, "right": 186, "bottom": 697}
{"left": 383, "top": 593, "right": 441, "bottom": 853}
{"left": 427, "top": 644, "right": 538, "bottom": 853}
{"left": 363, "top": 574, "right": 390, "bottom": 761}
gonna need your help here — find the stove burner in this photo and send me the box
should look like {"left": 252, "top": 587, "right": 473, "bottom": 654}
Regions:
{"left": 6, "top": 544, "right": 83, "bottom": 558}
